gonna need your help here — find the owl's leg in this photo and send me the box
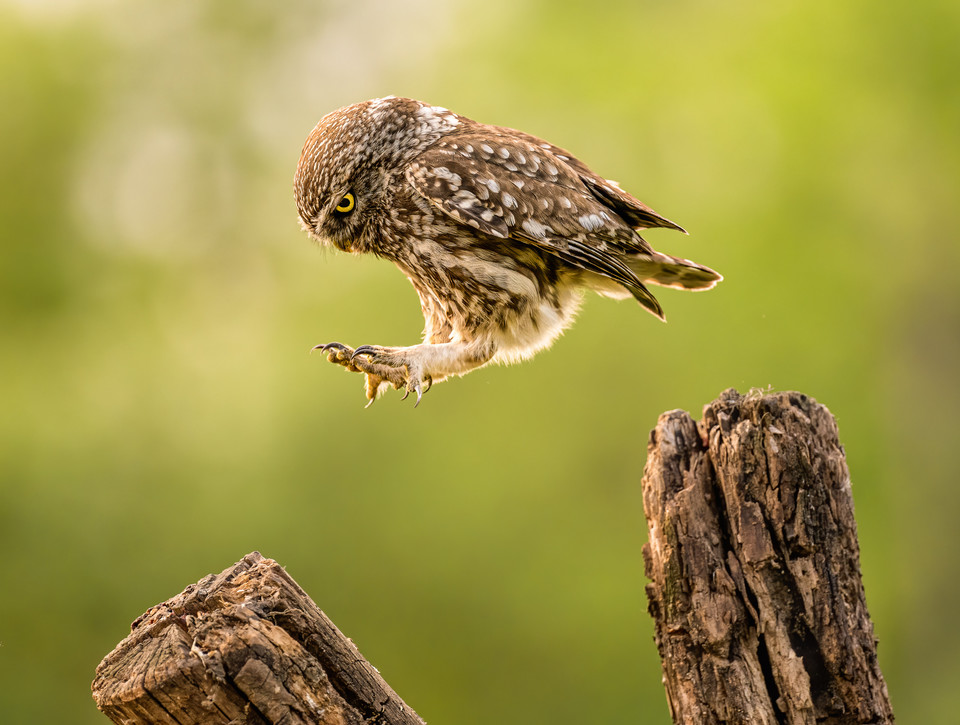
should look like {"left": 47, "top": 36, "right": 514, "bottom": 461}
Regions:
{"left": 351, "top": 341, "right": 494, "bottom": 405}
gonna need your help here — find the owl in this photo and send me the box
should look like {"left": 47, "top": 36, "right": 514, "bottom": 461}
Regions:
{"left": 294, "top": 96, "right": 721, "bottom": 405}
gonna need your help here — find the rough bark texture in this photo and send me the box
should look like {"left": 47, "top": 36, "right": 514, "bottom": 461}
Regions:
{"left": 92, "top": 552, "right": 425, "bottom": 725}
{"left": 642, "top": 389, "right": 894, "bottom": 725}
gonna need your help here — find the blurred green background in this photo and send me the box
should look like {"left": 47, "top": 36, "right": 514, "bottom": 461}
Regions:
{"left": 2, "top": 0, "right": 958, "bottom": 722}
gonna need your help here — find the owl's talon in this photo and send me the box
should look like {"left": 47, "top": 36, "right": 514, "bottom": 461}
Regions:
{"left": 351, "top": 345, "right": 380, "bottom": 360}
{"left": 413, "top": 382, "right": 424, "bottom": 408}
{"left": 401, "top": 388, "right": 410, "bottom": 401}
{"left": 313, "top": 341, "right": 350, "bottom": 354}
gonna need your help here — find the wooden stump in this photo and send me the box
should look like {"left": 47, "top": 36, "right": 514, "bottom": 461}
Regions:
{"left": 92, "top": 552, "right": 424, "bottom": 725}
{"left": 642, "top": 389, "right": 894, "bottom": 724}
{"left": 93, "top": 390, "right": 894, "bottom": 724}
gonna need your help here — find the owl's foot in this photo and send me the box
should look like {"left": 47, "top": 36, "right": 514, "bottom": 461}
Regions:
{"left": 315, "top": 340, "right": 491, "bottom": 406}
{"left": 352, "top": 345, "right": 433, "bottom": 406}
{"left": 313, "top": 342, "right": 425, "bottom": 405}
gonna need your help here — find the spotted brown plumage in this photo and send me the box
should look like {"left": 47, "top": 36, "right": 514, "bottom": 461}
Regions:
{"left": 295, "top": 96, "right": 721, "bottom": 405}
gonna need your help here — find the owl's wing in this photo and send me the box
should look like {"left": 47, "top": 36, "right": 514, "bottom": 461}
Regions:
{"left": 406, "top": 132, "right": 673, "bottom": 317}
{"left": 507, "top": 132, "right": 687, "bottom": 234}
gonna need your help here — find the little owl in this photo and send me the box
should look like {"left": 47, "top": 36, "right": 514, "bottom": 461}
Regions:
{"left": 294, "top": 96, "right": 721, "bottom": 405}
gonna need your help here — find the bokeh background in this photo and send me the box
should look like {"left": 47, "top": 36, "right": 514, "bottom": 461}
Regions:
{"left": 2, "top": 0, "right": 958, "bottom": 722}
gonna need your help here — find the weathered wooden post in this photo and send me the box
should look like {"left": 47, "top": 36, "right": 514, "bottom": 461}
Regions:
{"left": 642, "top": 389, "right": 894, "bottom": 724}
{"left": 92, "top": 552, "right": 424, "bottom": 725}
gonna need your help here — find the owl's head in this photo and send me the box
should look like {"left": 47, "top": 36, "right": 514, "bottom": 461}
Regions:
{"left": 294, "top": 96, "right": 460, "bottom": 252}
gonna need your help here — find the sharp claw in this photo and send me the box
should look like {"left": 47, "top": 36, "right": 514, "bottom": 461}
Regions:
{"left": 414, "top": 382, "right": 424, "bottom": 408}
{"left": 364, "top": 397, "right": 376, "bottom": 409}
{"left": 401, "top": 388, "right": 410, "bottom": 401}
{"left": 422, "top": 374, "right": 433, "bottom": 393}
{"left": 313, "top": 342, "right": 349, "bottom": 353}
{"left": 351, "top": 345, "right": 376, "bottom": 361}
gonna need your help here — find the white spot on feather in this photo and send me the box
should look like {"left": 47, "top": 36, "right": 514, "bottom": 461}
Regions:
{"left": 579, "top": 213, "right": 606, "bottom": 231}
{"left": 432, "top": 166, "right": 462, "bottom": 188}
{"left": 521, "top": 218, "right": 548, "bottom": 239}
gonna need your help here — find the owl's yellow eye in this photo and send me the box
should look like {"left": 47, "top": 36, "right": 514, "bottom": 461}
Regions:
{"left": 335, "top": 192, "right": 355, "bottom": 214}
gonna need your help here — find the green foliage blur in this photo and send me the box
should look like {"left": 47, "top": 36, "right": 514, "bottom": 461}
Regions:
{"left": 2, "top": 0, "right": 958, "bottom": 722}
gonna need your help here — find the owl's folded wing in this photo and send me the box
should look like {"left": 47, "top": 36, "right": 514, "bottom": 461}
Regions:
{"left": 405, "top": 132, "right": 674, "bottom": 318}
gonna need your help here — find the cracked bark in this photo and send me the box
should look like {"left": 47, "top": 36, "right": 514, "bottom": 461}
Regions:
{"left": 92, "top": 552, "right": 425, "bottom": 725}
{"left": 642, "top": 389, "right": 894, "bottom": 725}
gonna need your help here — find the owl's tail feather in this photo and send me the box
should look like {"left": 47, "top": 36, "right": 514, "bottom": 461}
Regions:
{"left": 626, "top": 282, "right": 666, "bottom": 321}
{"left": 629, "top": 253, "right": 722, "bottom": 291}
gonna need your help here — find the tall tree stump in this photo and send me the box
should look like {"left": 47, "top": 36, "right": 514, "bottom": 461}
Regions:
{"left": 92, "top": 552, "right": 425, "bottom": 725}
{"left": 642, "top": 389, "right": 894, "bottom": 724}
